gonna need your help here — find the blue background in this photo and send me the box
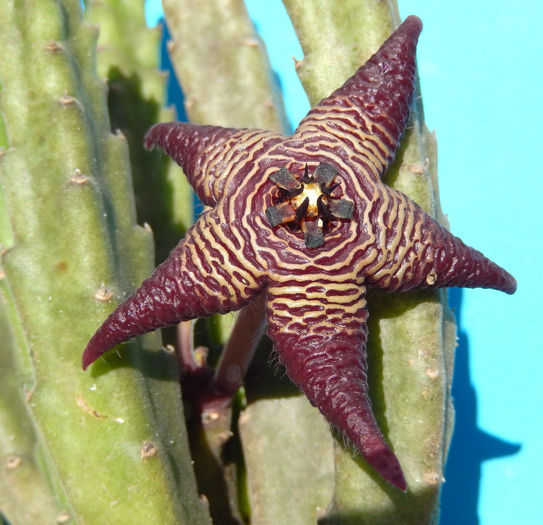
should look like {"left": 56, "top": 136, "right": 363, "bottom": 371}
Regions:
{"left": 145, "top": 1, "right": 542, "bottom": 523}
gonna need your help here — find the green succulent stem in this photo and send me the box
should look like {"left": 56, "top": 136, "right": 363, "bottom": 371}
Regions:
{"left": 0, "top": 279, "right": 63, "bottom": 524}
{"left": 83, "top": 0, "right": 193, "bottom": 264}
{"left": 161, "top": 1, "right": 292, "bottom": 520}
{"left": 283, "top": 1, "right": 456, "bottom": 522}
{"left": 163, "top": 0, "right": 288, "bottom": 132}
{"left": 0, "top": 1, "right": 209, "bottom": 523}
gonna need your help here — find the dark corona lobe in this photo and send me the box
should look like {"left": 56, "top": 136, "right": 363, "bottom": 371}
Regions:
{"left": 83, "top": 16, "right": 516, "bottom": 490}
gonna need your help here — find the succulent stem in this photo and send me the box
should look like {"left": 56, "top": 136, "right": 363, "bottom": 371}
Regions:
{"left": 0, "top": 1, "right": 210, "bottom": 522}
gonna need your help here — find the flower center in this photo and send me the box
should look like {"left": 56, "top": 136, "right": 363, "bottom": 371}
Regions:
{"left": 291, "top": 182, "right": 323, "bottom": 218}
{"left": 264, "top": 162, "right": 354, "bottom": 249}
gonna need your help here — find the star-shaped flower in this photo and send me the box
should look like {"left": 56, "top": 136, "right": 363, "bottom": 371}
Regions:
{"left": 83, "top": 16, "right": 516, "bottom": 491}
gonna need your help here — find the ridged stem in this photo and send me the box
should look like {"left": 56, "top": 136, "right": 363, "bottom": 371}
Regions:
{"left": 163, "top": 0, "right": 288, "bottom": 131}
{"left": 0, "top": 1, "right": 210, "bottom": 523}
{"left": 276, "top": 1, "right": 456, "bottom": 522}
{"left": 83, "top": 0, "right": 193, "bottom": 263}
{"left": 0, "top": 271, "right": 63, "bottom": 524}
{"left": 161, "top": 1, "right": 290, "bottom": 521}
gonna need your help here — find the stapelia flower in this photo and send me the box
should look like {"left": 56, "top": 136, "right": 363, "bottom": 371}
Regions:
{"left": 83, "top": 16, "right": 516, "bottom": 490}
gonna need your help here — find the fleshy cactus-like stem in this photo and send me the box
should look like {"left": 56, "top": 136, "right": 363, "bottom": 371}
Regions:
{"left": 83, "top": 0, "right": 193, "bottom": 263}
{"left": 273, "top": 0, "right": 456, "bottom": 521}
{"left": 163, "top": 0, "right": 287, "bottom": 131}
{"left": 0, "top": 1, "right": 209, "bottom": 523}
{"left": 0, "top": 275, "right": 62, "bottom": 523}
{"left": 161, "top": 2, "right": 289, "bottom": 521}
{"left": 1, "top": 83, "right": 61, "bottom": 524}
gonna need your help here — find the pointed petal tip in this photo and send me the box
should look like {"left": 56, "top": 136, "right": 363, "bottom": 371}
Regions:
{"left": 395, "top": 16, "right": 423, "bottom": 46}
{"left": 143, "top": 121, "right": 180, "bottom": 151}
{"left": 81, "top": 349, "right": 94, "bottom": 371}
{"left": 81, "top": 354, "right": 91, "bottom": 371}
{"left": 403, "top": 15, "right": 423, "bottom": 32}
{"left": 143, "top": 123, "right": 161, "bottom": 151}
{"left": 503, "top": 273, "right": 517, "bottom": 295}
{"left": 365, "top": 445, "right": 407, "bottom": 491}
{"left": 391, "top": 474, "right": 408, "bottom": 492}
{"left": 484, "top": 263, "right": 516, "bottom": 295}
{"left": 81, "top": 335, "right": 108, "bottom": 370}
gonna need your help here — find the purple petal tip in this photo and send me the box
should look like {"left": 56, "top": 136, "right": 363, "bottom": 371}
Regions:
{"left": 81, "top": 336, "right": 105, "bottom": 370}
{"left": 364, "top": 443, "right": 407, "bottom": 491}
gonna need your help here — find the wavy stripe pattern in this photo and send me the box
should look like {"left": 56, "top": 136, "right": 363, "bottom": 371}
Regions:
{"left": 83, "top": 16, "right": 516, "bottom": 490}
